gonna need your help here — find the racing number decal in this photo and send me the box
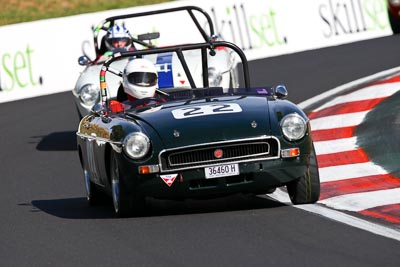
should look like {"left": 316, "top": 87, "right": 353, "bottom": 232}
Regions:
{"left": 172, "top": 103, "right": 242, "bottom": 119}
{"left": 181, "top": 107, "right": 202, "bottom": 117}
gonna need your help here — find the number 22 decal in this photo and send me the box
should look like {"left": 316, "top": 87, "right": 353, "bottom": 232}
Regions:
{"left": 172, "top": 103, "right": 242, "bottom": 119}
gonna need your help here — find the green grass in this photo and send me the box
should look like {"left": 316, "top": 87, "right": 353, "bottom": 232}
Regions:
{"left": 0, "top": 0, "right": 173, "bottom": 26}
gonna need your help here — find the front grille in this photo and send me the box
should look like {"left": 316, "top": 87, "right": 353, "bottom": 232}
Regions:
{"left": 170, "top": 142, "right": 270, "bottom": 166}
{"left": 159, "top": 137, "right": 279, "bottom": 171}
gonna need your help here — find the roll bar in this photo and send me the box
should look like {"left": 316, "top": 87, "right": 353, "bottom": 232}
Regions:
{"left": 93, "top": 6, "right": 215, "bottom": 55}
{"left": 99, "top": 41, "right": 250, "bottom": 107}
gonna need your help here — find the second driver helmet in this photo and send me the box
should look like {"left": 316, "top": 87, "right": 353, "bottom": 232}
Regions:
{"left": 105, "top": 24, "right": 132, "bottom": 51}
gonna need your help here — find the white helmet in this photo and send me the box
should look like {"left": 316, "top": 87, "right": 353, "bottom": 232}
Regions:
{"left": 122, "top": 58, "right": 158, "bottom": 99}
{"left": 105, "top": 24, "right": 132, "bottom": 51}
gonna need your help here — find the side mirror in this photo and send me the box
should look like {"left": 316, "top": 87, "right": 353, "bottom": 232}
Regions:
{"left": 81, "top": 40, "right": 96, "bottom": 61}
{"left": 91, "top": 103, "right": 103, "bottom": 115}
{"left": 138, "top": 32, "right": 160, "bottom": 41}
{"left": 78, "top": 56, "right": 91, "bottom": 66}
{"left": 137, "top": 32, "right": 160, "bottom": 48}
{"left": 91, "top": 103, "right": 112, "bottom": 123}
{"left": 274, "top": 84, "right": 288, "bottom": 99}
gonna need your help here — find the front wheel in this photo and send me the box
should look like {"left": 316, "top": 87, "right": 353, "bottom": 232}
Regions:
{"left": 287, "top": 144, "right": 320, "bottom": 204}
{"left": 110, "top": 151, "right": 145, "bottom": 217}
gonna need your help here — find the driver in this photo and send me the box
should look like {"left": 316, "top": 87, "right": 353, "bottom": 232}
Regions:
{"left": 110, "top": 58, "right": 162, "bottom": 113}
{"left": 104, "top": 24, "right": 133, "bottom": 53}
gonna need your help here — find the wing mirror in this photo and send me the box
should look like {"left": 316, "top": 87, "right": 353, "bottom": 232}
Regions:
{"left": 91, "top": 103, "right": 103, "bottom": 115}
{"left": 91, "top": 103, "right": 112, "bottom": 123}
{"left": 138, "top": 32, "right": 160, "bottom": 41}
{"left": 274, "top": 84, "right": 288, "bottom": 99}
{"left": 81, "top": 40, "right": 96, "bottom": 61}
{"left": 78, "top": 56, "right": 91, "bottom": 66}
{"left": 137, "top": 32, "right": 160, "bottom": 48}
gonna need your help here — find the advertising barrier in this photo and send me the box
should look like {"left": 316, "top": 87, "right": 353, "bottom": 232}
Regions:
{"left": 0, "top": 0, "right": 392, "bottom": 103}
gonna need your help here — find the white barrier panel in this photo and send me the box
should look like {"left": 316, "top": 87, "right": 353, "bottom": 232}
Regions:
{"left": 0, "top": 0, "right": 392, "bottom": 103}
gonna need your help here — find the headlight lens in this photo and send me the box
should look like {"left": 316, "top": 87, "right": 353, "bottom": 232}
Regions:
{"left": 79, "top": 84, "right": 99, "bottom": 106}
{"left": 280, "top": 114, "right": 307, "bottom": 141}
{"left": 208, "top": 67, "right": 223, "bottom": 87}
{"left": 123, "top": 133, "right": 151, "bottom": 159}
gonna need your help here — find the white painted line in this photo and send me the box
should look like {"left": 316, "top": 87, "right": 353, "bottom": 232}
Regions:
{"left": 319, "top": 162, "right": 388, "bottom": 183}
{"left": 279, "top": 68, "right": 400, "bottom": 242}
{"left": 311, "top": 82, "right": 400, "bottom": 112}
{"left": 320, "top": 188, "right": 400, "bottom": 212}
{"left": 314, "top": 137, "right": 358, "bottom": 155}
{"left": 263, "top": 189, "right": 400, "bottom": 242}
{"left": 298, "top": 67, "right": 400, "bottom": 110}
{"left": 310, "top": 111, "right": 368, "bottom": 130}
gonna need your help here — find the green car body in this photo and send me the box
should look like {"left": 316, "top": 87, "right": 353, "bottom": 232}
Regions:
{"left": 76, "top": 39, "right": 320, "bottom": 217}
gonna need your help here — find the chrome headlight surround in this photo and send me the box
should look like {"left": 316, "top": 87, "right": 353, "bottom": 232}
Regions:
{"left": 280, "top": 113, "right": 307, "bottom": 141}
{"left": 123, "top": 132, "right": 151, "bottom": 159}
{"left": 79, "top": 83, "right": 100, "bottom": 106}
{"left": 208, "top": 67, "right": 223, "bottom": 87}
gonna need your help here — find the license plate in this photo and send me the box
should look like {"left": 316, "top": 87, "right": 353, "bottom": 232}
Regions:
{"left": 205, "top": 164, "right": 239, "bottom": 179}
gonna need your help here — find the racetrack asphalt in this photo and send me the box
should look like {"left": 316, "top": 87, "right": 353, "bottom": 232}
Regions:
{"left": 1, "top": 35, "right": 400, "bottom": 266}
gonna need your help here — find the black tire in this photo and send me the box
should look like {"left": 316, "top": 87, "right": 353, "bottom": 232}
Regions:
{"left": 287, "top": 144, "right": 320, "bottom": 204}
{"left": 110, "top": 151, "right": 145, "bottom": 217}
{"left": 83, "top": 169, "right": 105, "bottom": 206}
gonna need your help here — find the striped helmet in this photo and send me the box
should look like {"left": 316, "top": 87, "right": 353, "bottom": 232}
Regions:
{"left": 105, "top": 24, "right": 132, "bottom": 51}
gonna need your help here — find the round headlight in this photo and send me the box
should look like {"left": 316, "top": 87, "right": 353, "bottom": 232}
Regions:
{"left": 79, "top": 84, "right": 99, "bottom": 106}
{"left": 280, "top": 114, "right": 307, "bottom": 141}
{"left": 123, "top": 133, "right": 151, "bottom": 159}
{"left": 208, "top": 67, "right": 223, "bottom": 87}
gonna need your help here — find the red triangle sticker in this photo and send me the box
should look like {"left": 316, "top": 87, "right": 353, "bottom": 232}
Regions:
{"left": 179, "top": 80, "right": 186, "bottom": 85}
{"left": 160, "top": 174, "right": 178, "bottom": 187}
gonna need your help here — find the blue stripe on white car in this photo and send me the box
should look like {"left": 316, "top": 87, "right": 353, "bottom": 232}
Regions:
{"left": 156, "top": 53, "right": 174, "bottom": 89}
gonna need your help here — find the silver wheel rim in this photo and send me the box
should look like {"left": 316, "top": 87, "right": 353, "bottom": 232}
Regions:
{"left": 111, "top": 161, "right": 120, "bottom": 214}
{"left": 84, "top": 169, "right": 91, "bottom": 201}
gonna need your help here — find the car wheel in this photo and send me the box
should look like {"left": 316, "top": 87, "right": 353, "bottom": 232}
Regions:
{"left": 110, "top": 152, "right": 145, "bottom": 217}
{"left": 84, "top": 169, "right": 104, "bottom": 205}
{"left": 286, "top": 144, "right": 320, "bottom": 204}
